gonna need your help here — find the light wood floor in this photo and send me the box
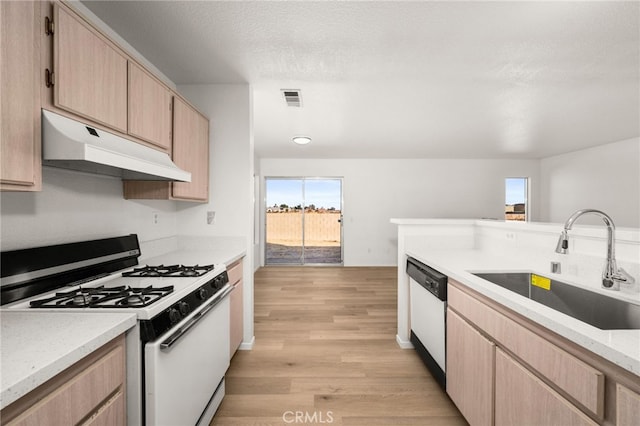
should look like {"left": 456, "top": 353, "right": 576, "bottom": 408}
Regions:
{"left": 212, "top": 266, "right": 466, "bottom": 426}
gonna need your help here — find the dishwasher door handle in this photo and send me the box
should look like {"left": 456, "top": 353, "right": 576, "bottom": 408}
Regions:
{"left": 160, "top": 285, "right": 233, "bottom": 351}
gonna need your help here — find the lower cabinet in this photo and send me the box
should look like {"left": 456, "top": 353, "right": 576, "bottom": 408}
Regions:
{"left": 446, "top": 279, "right": 639, "bottom": 426}
{"left": 227, "top": 259, "right": 244, "bottom": 358}
{"left": 495, "top": 348, "right": 597, "bottom": 426}
{"left": 1, "top": 335, "right": 126, "bottom": 425}
{"left": 446, "top": 309, "right": 494, "bottom": 426}
{"left": 617, "top": 384, "right": 640, "bottom": 426}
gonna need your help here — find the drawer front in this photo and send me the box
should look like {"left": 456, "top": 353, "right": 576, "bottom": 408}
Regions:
{"left": 82, "top": 391, "right": 125, "bottom": 426}
{"left": 227, "top": 259, "right": 243, "bottom": 285}
{"left": 7, "top": 342, "right": 125, "bottom": 426}
{"left": 495, "top": 349, "right": 598, "bottom": 426}
{"left": 449, "top": 281, "right": 604, "bottom": 418}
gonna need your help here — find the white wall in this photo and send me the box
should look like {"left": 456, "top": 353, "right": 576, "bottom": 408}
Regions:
{"left": 175, "top": 85, "right": 253, "bottom": 238}
{"left": 0, "top": 167, "right": 177, "bottom": 251}
{"left": 539, "top": 137, "right": 640, "bottom": 228}
{"left": 176, "top": 84, "right": 255, "bottom": 346}
{"left": 259, "top": 158, "right": 540, "bottom": 266}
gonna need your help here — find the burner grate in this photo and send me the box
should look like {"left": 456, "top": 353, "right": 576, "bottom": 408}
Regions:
{"left": 29, "top": 285, "right": 174, "bottom": 308}
{"left": 122, "top": 264, "right": 214, "bottom": 278}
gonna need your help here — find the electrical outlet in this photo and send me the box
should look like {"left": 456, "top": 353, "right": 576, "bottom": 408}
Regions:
{"left": 207, "top": 211, "right": 216, "bottom": 225}
{"left": 152, "top": 211, "right": 159, "bottom": 225}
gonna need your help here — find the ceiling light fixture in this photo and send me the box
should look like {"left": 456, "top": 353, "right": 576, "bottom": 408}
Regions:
{"left": 292, "top": 136, "right": 312, "bottom": 145}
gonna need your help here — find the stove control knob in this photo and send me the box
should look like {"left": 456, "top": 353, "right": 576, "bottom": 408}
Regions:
{"left": 178, "top": 301, "right": 190, "bottom": 316}
{"left": 168, "top": 308, "right": 181, "bottom": 324}
{"left": 215, "top": 276, "right": 225, "bottom": 287}
{"left": 197, "top": 288, "right": 208, "bottom": 300}
{"left": 211, "top": 278, "right": 221, "bottom": 290}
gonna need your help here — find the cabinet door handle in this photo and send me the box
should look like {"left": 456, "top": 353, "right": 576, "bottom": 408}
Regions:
{"left": 45, "top": 16, "right": 54, "bottom": 35}
{"left": 45, "top": 69, "right": 55, "bottom": 87}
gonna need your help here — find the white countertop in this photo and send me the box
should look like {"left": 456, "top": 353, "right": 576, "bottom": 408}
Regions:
{"left": 406, "top": 248, "right": 640, "bottom": 376}
{"left": 0, "top": 312, "right": 136, "bottom": 409}
{"left": 140, "top": 235, "right": 247, "bottom": 267}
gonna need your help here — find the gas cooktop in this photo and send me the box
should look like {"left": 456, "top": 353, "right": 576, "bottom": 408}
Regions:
{"left": 29, "top": 284, "right": 175, "bottom": 308}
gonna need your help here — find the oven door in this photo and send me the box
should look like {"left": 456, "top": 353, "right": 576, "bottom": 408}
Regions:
{"left": 144, "top": 286, "right": 231, "bottom": 426}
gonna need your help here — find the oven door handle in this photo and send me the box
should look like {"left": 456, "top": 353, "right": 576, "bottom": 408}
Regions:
{"left": 160, "top": 285, "right": 232, "bottom": 351}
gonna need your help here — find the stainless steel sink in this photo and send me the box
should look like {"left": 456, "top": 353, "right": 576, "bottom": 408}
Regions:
{"left": 471, "top": 272, "right": 640, "bottom": 330}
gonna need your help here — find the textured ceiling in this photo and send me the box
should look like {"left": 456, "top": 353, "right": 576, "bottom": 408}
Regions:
{"left": 82, "top": 1, "right": 639, "bottom": 159}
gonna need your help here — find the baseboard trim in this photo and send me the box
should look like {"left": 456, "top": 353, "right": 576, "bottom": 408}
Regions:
{"left": 239, "top": 336, "right": 255, "bottom": 350}
{"left": 396, "top": 334, "right": 414, "bottom": 349}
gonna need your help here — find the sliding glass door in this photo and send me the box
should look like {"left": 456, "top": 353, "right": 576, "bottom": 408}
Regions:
{"left": 265, "top": 177, "right": 343, "bottom": 265}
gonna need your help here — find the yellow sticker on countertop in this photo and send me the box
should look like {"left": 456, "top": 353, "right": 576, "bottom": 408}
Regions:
{"left": 531, "top": 274, "right": 551, "bottom": 290}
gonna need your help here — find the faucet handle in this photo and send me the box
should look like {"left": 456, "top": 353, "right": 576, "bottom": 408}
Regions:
{"left": 603, "top": 268, "right": 636, "bottom": 290}
{"left": 613, "top": 267, "right": 635, "bottom": 284}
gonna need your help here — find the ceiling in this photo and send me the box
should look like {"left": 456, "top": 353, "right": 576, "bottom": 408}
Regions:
{"left": 82, "top": 1, "right": 639, "bottom": 159}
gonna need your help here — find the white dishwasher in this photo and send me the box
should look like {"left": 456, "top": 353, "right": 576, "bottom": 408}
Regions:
{"left": 407, "top": 256, "right": 448, "bottom": 389}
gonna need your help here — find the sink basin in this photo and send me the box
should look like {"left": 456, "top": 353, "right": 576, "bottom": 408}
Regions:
{"left": 471, "top": 272, "right": 640, "bottom": 330}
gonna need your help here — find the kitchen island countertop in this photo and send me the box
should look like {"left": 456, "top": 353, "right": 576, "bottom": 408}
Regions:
{"left": 405, "top": 248, "right": 640, "bottom": 376}
{"left": 0, "top": 312, "right": 136, "bottom": 409}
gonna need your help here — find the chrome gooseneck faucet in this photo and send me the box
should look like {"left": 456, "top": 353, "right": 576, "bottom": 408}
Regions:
{"left": 555, "top": 209, "right": 634, "bottom": 290}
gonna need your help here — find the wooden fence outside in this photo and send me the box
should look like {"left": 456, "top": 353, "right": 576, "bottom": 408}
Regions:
{"left": 266, "top": 212, "right": 341, "bottom": 246}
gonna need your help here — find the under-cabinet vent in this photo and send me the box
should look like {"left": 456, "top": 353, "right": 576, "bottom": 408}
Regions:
{"left": 282, "top": 89, "right": 302, "bottom": 107}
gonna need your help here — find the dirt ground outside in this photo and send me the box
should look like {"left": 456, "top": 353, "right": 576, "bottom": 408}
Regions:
{"left": 266, "top": 243, "right": 342, "bottom": 264}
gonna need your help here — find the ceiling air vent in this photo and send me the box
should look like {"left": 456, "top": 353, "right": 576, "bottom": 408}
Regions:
{"left": 282, "top": 89, "right": 302, "bottom": 107}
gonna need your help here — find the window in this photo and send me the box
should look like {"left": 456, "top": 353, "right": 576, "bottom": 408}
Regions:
{"left": 265, "top": 177, "right": 343, "bottom": 265}
{"left": 505, "top": 178, "right": 528, "bottom": 221}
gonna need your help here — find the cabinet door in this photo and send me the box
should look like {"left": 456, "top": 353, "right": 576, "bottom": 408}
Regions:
{"left": 128, "top": 62, "right": 172, "bottom": 151}
{"left": 0, "top": 1, "right": 41, "bottom": 191}
{"left": 446, "top": 309, "right": 494, "bottom": 426}
{"left": 617, "top": 384, "right": 640, "bottom": 426}
{"left": 230, "top": 279, "right": 244, "bottom": 357}
{"left": 448, "top": 281, "right": 604, "bottom": 418}
{"left": 495, "top": 348, "right": 597, "bottom": 426}
{"left": 54, "top": 4, "right": 127, "bottom": 132}
{"left": 171, "top": 97, "right": 209, "bottom": 201}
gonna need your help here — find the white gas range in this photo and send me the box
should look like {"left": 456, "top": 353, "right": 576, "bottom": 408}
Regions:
{"left": 1, "top": 235, "right": 232, "bottom": 426}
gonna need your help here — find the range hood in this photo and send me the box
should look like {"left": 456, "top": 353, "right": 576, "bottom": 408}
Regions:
{"left": 42, "top": 110, "right": 191, "bottom": 182}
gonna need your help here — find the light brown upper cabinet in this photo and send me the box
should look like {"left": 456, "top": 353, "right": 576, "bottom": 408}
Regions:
{"left": 123, "top": 96, "right": 210, "bottom": 202}
{"left": 1, "top": 1, "right": 42, "bottom": 191}
{"left": 53, "top": 3, "right": 128, "bottom": 133}
{"left": 172, "top": 97, "right": 209, "bottom": 201}
{"left": 128, "top": 62, "right": 172, "bottom": 152}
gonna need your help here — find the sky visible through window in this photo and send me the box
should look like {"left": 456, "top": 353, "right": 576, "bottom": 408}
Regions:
{"left": 505, "top": 178, "right": 527, "bottom": 205}
{"left": 266, "top": 179, "right": 342, "bottom": 210}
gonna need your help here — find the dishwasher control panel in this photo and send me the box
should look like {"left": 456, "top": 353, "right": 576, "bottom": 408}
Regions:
{"left": 406, "top": 257, "right": 448, "bottom": 301}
